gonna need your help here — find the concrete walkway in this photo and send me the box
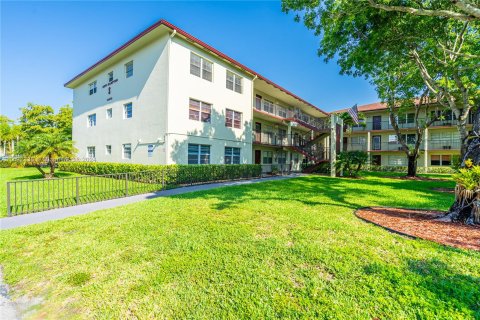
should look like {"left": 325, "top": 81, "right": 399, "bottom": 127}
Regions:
{"left": 0, "top": 174, "right": 303, "bottom": 230}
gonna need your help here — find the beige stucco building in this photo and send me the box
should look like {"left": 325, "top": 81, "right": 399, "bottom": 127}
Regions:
{"left": 65, "top": 20, "right": 341, "bottom": 173}
{"left": 338, "top": 102, "right": 473, "bottom": 170}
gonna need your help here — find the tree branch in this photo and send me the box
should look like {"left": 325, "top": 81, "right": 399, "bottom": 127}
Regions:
{"left": 367, "top": 0, "right": 478, "bottom": 21}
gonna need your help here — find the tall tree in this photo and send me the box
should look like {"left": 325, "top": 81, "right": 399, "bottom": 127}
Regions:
{"left": 282, "top": 0, "right": 479, "bottom": 161}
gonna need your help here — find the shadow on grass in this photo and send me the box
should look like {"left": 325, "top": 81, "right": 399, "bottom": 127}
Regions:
{"left": 170, "top": 174, "right": 455, "bottom": 213}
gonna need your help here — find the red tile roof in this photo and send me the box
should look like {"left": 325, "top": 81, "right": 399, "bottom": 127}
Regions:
{"left": 64, "top": 19, "right": 329, "bottom": 116}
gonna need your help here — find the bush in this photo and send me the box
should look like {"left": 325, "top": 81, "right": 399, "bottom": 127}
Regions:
{"left": 368, "top": 165, "right": 455, "bottom": 174}
{"left": 58, "top": 162, "right": 262, "bottom": 185}
{"left": 336, "top": 151, "right": 368, "bottom": 177}
{"left": 0, "top": 159, "right": 25, "bottom": 168}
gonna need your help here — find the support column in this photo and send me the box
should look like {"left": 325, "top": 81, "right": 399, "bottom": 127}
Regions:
{"left": 367, "top": 131, "right": 371, "bottom": 167}
{"left": 424, "top": 128, "right": 429, "bottom": 173}
{"left": 330, "top": 114, "right": 344, "bottom": 177}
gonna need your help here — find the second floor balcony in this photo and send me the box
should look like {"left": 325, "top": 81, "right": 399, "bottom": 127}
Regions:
{"left": 253, "top": 131, "right": 311, "bottom": 148}
{"left": 344, "top": 138, "right": 461, "bottom": 152}
{"left": 351, "top": 118, "right": 473, "bottom": 132}
{"left": 254, "top": 97, "right": 329, "bottom": 131}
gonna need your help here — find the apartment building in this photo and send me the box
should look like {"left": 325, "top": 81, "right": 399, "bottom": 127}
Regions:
{"left": 65, "top": 20, "right": 341, "bottom": 173}
{"left": 339, "top": 102, "right": 473, "bottom": 170}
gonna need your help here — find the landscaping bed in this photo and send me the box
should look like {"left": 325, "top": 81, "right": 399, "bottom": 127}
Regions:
{"left": 356, "top": 207, "right": 480, "bottom": 251}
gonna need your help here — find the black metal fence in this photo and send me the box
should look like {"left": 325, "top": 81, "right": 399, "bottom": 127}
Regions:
{"left": 6, "top": 167, "right": 263, "bottom": 216}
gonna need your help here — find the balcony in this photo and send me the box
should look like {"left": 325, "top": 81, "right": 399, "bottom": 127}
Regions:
{"left": 254, "top": 98, "right": 329, "bottom": 131}
{"left": 344, "top": 143, "right": 368, "bottom": 152}
{"left": 351, "top": 118, "right": 471, "bottom": 132}
{"left": 427, "top": 139, "right": 461, "bottom": 150}
{"left": 253, "top": 132, "right": 310, "bottom": 147}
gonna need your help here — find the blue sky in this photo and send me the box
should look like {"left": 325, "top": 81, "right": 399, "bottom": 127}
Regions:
{"left": 1, "top": 1, "right": 378, "bottom": 120}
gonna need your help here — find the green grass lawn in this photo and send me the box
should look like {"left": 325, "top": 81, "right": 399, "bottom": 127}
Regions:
{"left": 1, "top": 173, "right": 479, "bottom": 319}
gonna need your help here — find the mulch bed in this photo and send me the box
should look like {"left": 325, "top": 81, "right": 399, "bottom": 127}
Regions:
{"left": 356, "top": 207, "right": 480, "bottom": 251}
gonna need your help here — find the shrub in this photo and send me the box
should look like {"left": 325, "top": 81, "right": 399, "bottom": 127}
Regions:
{"left": 58, "top": 162, "right": 262, "bottom": 185}
{"left": 368, "top": 165, "right": 455, "bottom": 174}
{"left": 336, "top": 151, "right": 368, "bottom": 177}
{"left": 0, "top": 159, "right": 25, "bottom": 168}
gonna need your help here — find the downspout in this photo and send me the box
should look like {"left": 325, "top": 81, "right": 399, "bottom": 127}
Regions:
{"left": 164, "top": 29, "right": 176, "bottom": 164}
{"left": 251, "top": 75, "right": 258, "bottom": 164}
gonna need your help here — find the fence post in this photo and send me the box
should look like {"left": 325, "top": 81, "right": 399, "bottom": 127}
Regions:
{"left": 125, "top": 173, "right": 128, "bottom": 196}
{"left": 75, "top": 177, "right": 79, "bottom": 204}
{"left": 6, "top": 182, "right": 11, "bottom": 217}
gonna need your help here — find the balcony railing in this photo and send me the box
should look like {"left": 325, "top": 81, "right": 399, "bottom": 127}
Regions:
{"left": 344, "top": 138, "right": 461, "bottom": 152}
{"left": 254, "top": 98, "right": 329, "bottom": 131}
{"left": 253, "top": 132, "right": 317, "bottom": 147}
{"left": 351, "top": 118, "right": 472, "bottom": 132}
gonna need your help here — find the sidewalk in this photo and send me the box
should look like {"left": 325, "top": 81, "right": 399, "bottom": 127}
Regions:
{"left": 0, "top": 174, "right": 303, "bottom": 230}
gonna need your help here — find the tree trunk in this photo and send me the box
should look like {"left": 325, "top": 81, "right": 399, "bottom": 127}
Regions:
{"left": 407, "top": 155, "right": 417, "bottom": 177}
{"left": 48, "top": 157, "right": 56, "bottom": 179}
{"left": 447, "top": 107, "right": 480, "bottom": 224}
{"left": 35, "top": 165, "right": 47, "bottom": 178}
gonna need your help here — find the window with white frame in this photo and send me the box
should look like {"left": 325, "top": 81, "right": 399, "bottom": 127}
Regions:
{"left": 122, "top": 143, "right": 132, "bottom": 159}
{"left": 124, "top": 103, "right": 132, "bottom": 119}
{"left": 87, "top": 114, "right": 96, "bottom": 127}
{"left": 263, "top": 100, "right": 274, "bottom": 114}
{"left": 125, "top": 61, "right": 133, "bottom": 78}
{"left": 398, "top": 113, "right": 415, "bottom": 124}
{"left": 431, "top": 155, "right": 451, "bottom": 166}
{"left": 351, "top": 136, "right": 367, "bottom": 145}
{"left": 89, "top": 81, "right": 97, "bottom": 95}
{"left": 87, "top": 146, "right": 96, "bottom": 159}
{"left": 188, "top": 144, "right": 210, "bottom": 164}
{"left": 108, "top": 71, "right": 114, "bottom": 82}
{"left": 388, "top": 155, "right": 407, "bottom": 166}
{"left": 148, "top": 144, "right": 154, "bottom": 157}
{"left": 226, "top": 70, "right": 242, "bottom": 93}
{"left": 388, "top": 134, "right": 398, "bottom": 143}
{"left": 225, "top": 109, "right": 242, "bottom": 129}
{"left": 106, "top": 108, "right": 112, "bottom": 119}
{"left": 189, "top": 99, "right": 211, "bottom": 123}
{"left": 190, "top": 52, "right": 213, "bottom": 81}
{"left": 224, "top": 147, "right": 240, "bottom": 164}
{"left": 105, "top": 145, "right": 111, "bottom": 155}
{"left": 263, "top": 151, "right": 273, "bottom": 164}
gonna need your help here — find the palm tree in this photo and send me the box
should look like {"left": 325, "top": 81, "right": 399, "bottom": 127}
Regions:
{"left": 18, "top": 131, "right": 77, "bottom": 178}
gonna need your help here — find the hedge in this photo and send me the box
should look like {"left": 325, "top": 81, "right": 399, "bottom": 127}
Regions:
{"left": 0, "top": 159, "right": 25, "bottom": 168}
{"left": 57, "top": 162, "right": 263, "bottom": 185}
{"left": 367, "top": 165, "right": 455, "bottom": 174}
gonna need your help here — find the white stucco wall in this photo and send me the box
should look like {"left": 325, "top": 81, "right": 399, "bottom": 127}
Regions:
{"left": 164, "top": 36, "right": 254, "bottom": 165}
{"left": 72, "top": 33, "right": 170, "bottom": 164}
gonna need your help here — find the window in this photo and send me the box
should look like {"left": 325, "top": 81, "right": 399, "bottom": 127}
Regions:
{"left": 351, "top": 136, "right": 366, "bottom": 145}
{"left": 255, "top": 94, "right": 262, "bottom": 110}
{"left": 148, "top": 144, "right": 154, "bottom": 158}
{"left": 124, "top": 103, "right": 132, "bottom": 119}
{"left": 190, "top": 52, "right": 212, "bottom": 81}
{"left": 401, "top": 134, "right": 416, "bottom": 145}
{"left": 431, "top": 155, "right": 451, "bottom": 166}
{"left": 122, "top": 143, "right": 132, "bottom": 159}
{"left": 398, "top": 113, "right": 415, "bottom": 124}
{"left": 106, "top": 108, "right": 112, "bottom": 119}
{"left": 388, "top": 155, "right": 407, "bottom": 166}
{"left": 263, "top": 100, "right": 274, "bottom": 114}
{"left": 372, "top": 155, "right": 381, "bottom": 166}
{"left": 225, "top": 147, "right": 240, "bottom": 164}
{"left": 87, "top": 114, "right": 96, "bottom": 127}
{"left": 277, "top": 151, "right": 287, "bottom": 164}
{"left": 388, "top": 134, "right": 398, "bottom": 143}
{"left": 226, "top": 109, "right": 242, "bottom": 129}
{"left": 189, "top": 99, "right": 211, "bottom": 123}
{"left": 87, "top": 146, "right": 95, "bottom": 159}
{"left": 263, "top": 151, "right": 273, "bottom": 164}
{"left": 226, "top": 70, "right": 242, "bottom": 93}
{"left": 105, "top": 145, "right": 111, "bottom": 155}
{"left": 108, "top": 71, "right": 114, "bottom": 82}
{"left": 188, "top": 144, "right": 210, "bottom": 164}
{"left": 89, "top": 81, "right": 97, "bottom": 95}
{"left": 125, "top": 61, "right": 133, "bottom": 78}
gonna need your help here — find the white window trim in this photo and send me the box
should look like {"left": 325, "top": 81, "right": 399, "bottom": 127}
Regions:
{"left": 226, "top": 70, "right": 243, "bottom": 94}
{"left": 190, "top": 52, "right": 214, "bottom": 82}
{"left": 122, "top": 143, "right": 132, "bottom": 159}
